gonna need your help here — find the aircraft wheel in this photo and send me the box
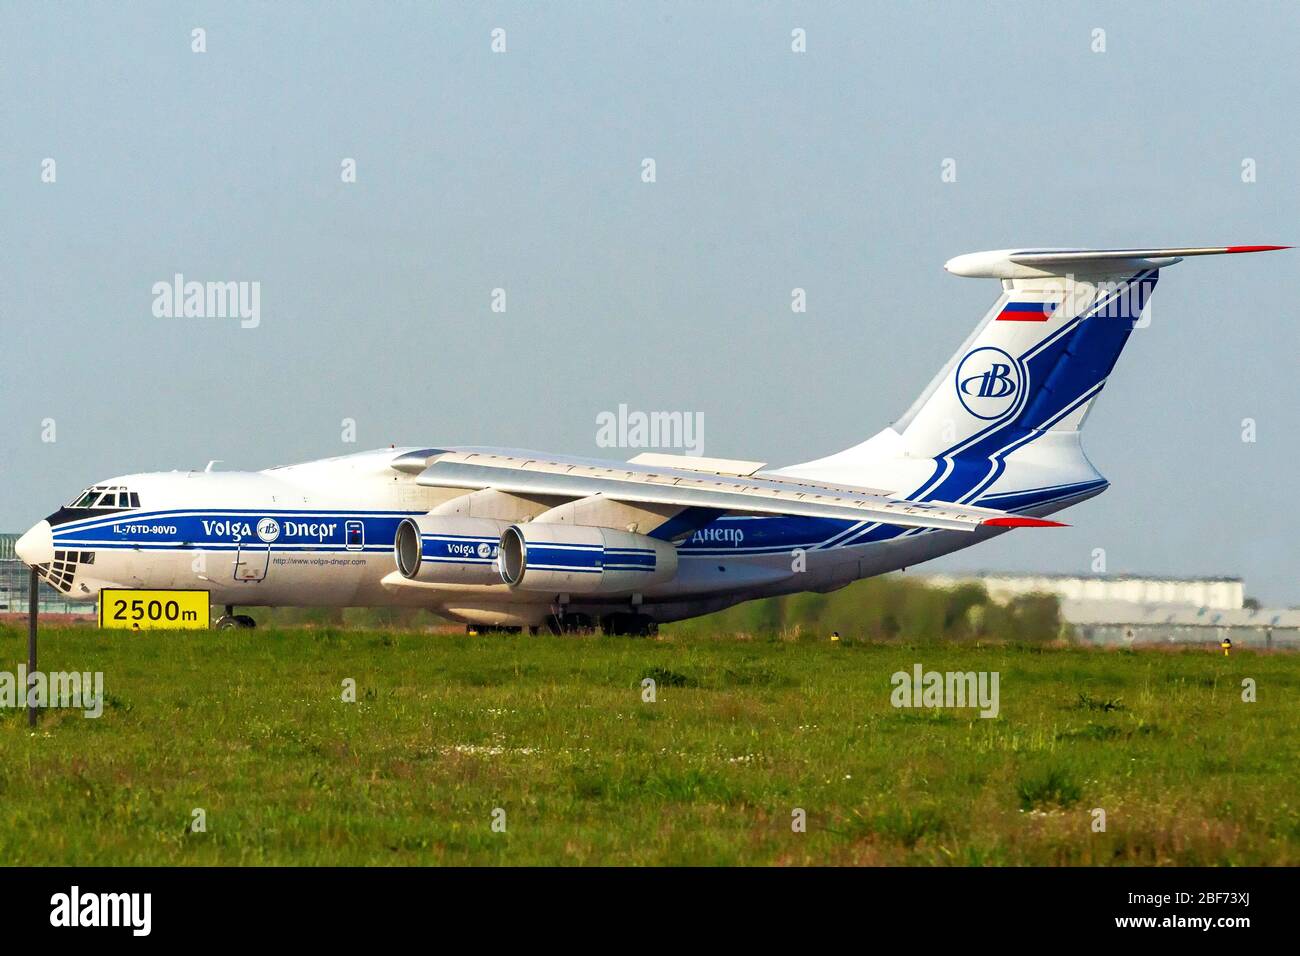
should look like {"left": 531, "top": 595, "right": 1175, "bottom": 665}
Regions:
{"left": 545, "top": 613, "right": 594, "bottom": 635}
{"left": 601, "top": 614, "right": 657, "bottom": 637}
{"left": 233, "top": 614, "right": 257, "bottom": 629}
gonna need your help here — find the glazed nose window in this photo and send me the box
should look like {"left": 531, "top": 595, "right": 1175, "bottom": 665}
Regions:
{"left": 67, "top": 486, "right": 142, "bottom": 509}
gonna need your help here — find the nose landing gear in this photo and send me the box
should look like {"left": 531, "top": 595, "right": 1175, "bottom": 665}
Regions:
{"left": 215, "top": 605, "right": 257, "bottom": 630}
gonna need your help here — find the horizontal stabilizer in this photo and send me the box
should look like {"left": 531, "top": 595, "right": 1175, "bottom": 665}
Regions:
{"left": 945, "top": 245, "right": 1289, "bottom": 279}
{"left": 982, "top": 516, "right": 1068, "bottom": 528}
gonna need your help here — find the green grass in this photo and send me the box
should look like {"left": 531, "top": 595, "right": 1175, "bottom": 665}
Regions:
{"left": 0, "top": 624, "right": 1296, "bottom": 865}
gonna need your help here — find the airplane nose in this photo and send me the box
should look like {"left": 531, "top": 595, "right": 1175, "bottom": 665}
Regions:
{"left": 15, "top": 520, "right": 54, "bottom": 566}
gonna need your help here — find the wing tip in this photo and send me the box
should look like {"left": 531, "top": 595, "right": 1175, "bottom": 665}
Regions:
{"left": 1226, "top": 245, "right": 1292, "bottom": 253}
{"left": 982, "top": 516, "right": 1069, "bottom": 528}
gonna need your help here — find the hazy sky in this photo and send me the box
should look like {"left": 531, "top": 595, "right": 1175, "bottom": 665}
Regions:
{"left": 3, "top": 2, "right": 1297, "bottom": 602}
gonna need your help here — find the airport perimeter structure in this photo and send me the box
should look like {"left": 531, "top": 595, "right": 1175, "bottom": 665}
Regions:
{"left": 920, "top": 572, "right": 1299, "bottom": 648}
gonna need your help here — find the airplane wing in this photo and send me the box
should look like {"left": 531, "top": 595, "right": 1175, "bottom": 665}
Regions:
{"left": 390, "top": 448, "right": 1063, "bottom": 534}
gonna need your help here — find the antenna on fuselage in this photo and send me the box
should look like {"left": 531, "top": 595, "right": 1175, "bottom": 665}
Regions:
{"left": 205, "top": 460, "right": 222, "bottom": 472}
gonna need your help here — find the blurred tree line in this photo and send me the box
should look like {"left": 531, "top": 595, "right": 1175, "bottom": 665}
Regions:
{"left": 666, "top": 575, "right": 1063, "bottom": 643}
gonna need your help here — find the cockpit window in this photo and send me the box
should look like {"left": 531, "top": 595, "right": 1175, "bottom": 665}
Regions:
{"left": 67, "top": 485, "right": 140, "bottom": 510}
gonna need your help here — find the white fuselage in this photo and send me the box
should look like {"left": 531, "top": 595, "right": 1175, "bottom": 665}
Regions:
{"left": 18, "top": 439, "right": 1103, "bottom": 628}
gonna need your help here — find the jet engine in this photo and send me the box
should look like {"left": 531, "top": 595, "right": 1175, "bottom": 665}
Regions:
{"left": 497, "top": 523, "right": 677, "bottom": 595}
{"left": 394, "top": 515, "right": 511, "bottom": 585}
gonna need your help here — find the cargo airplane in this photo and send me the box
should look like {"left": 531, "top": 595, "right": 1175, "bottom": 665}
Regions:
{"left": 15, "top": 246, "right": 1285, "bottom": 633}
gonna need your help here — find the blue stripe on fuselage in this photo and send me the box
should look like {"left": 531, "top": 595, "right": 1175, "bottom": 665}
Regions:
{"left": 52, "top": 510, "right": 420, "bottom": 552}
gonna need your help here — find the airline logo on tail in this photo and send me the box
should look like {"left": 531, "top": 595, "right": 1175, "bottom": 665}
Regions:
{"left": 956, "top": 347, "right": 1021, "bottom": 420}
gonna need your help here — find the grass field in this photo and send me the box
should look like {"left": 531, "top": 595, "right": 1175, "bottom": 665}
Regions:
{"left": 0, "top": 623, "right": 1296, "bottom": 865}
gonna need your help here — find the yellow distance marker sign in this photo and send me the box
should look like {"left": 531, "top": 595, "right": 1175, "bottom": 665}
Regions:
{"left": 100, "top": 590, "right": 210, "bottom": 630}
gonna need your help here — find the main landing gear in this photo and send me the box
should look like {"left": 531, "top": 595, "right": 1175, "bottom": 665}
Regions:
{"left": 600, "top": 613, "right": 658, "bottom": 637}
{"left": 215, "top": 604, "right": 257, "bottom": 630}
{"left": 539, "top": 613, "right": 658, "bottom": 636}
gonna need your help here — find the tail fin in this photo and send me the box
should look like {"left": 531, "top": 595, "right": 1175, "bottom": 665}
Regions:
{"left": 778, "top": 245, "right": 1286, "bottom": 510}
{"left": 893, "top": 246, "right": 1287, "bottom": 458}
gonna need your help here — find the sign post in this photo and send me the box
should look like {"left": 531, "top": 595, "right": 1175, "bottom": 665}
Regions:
{"left": 27, "top": 567, "right": 38, "bottom": 728}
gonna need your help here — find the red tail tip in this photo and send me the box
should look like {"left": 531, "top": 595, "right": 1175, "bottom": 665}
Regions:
{"left": 1226, "top": 245, "right": 1292, "bottom": 253}
{"left": 983, "top": 516, "right": 1069, "bottom": 528}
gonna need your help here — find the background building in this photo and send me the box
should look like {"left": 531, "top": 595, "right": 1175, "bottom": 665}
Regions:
{"left": 0, "top": 533, "right": 96, "bottom": 617}
{"left": 920, "top": 572, "right": 1299, "bottom": 649}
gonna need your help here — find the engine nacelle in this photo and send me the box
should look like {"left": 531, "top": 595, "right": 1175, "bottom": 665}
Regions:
{"left": 498, "top": 523, "right": 677, "bottom": 595}
{"left": 394, "top": 515, "right": 511, "bottom": 585}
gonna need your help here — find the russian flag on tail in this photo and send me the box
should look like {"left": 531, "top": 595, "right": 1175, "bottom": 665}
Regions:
{"left": 996, "top": 300, "right": 1059, "bottom": 322}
